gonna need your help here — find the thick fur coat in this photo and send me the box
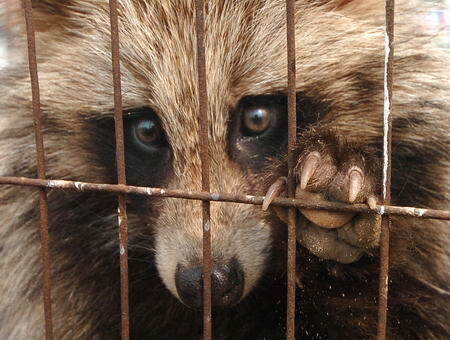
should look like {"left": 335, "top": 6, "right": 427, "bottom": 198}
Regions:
{"left": 0, "top": 0, "right": 449, "bottom": 339}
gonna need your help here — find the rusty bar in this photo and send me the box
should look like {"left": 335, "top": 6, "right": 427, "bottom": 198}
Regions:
{"left": 194, "top": 0, "right": 212, "bottom": 339}
{"left": 22, "top": 1, "right": 54, "bottom": 339}
{"left": 377, "top": 0, "right": 395, "bottom": 339}
{"left": 285, "top": 0, "right": 297, "bottom": 338}
{"left": 1, "top": 176, "right": 450, "bottom": 220}
{"left": 108, "top": 0, "right": 130, "bottom": 339}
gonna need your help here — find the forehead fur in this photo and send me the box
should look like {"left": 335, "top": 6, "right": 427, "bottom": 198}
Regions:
{"left": 8, "top": 0, "right": 419, "bottom": 183}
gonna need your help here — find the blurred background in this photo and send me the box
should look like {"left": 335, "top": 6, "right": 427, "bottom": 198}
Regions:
{"left": 0, "top": 0, "right": 449, "bottom": 70}
{"left": 422, "top": 0, "right": 450, "bottom": 47}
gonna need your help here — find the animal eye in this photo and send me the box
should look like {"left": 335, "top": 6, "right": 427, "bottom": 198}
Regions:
{"left": 241, "top": 107, "right": 272, "bottom": 136}
{"left": 233, "top": 96, "right": 286, "bottom": 141}
{"left": 133, "top": 117, "right": 163, "bottom": 145}
{"left": 125, "top": 109, "right": 167, "bottom": 153}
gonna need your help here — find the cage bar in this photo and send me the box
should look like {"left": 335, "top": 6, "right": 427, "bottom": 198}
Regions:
{"left": 377, "top": 0, "right": 395, "bottom": 339}
{"left": 1, "top": 176, "right": 449, "bottom": 220}
{"left": 285, "top": 0, "right": 297, "bottom": 338}
{"left": 108, "top": 1, "right": 130, "bottom": 339}
{"left": 194, "top": 0, "right": 213, "bottom": 339}
{"left": 22, "top": 1, "right": 54, "bottom": 339}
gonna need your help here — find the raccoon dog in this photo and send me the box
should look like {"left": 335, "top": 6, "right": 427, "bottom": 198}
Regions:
{"left": 0, "top": 0, "right": 448, "bottom": 339}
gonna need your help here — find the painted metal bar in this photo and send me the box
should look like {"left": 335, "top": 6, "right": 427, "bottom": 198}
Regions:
{"left": 377, "top": 0, "right": 395, "bottom": 338}
{"left": 194, "top": 0, "right": 212, "bottom": 339}
{"left": 285, "top": 0, "right": 297, "bottom": 338}
{"left": 22, "top": 1, "right": 54, "bottom": 339}
{"left": 1, "top": 177, "right": 449, "bottom": 220}
{"left": 108, "top": 1, "right": 130, "bottom": 339}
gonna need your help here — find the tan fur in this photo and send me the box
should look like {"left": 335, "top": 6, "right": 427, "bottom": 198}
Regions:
{"left": 0, "top": 0, "right": 449, "bottom": 338}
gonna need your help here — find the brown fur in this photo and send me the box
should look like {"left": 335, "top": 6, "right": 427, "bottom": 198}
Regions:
{"left": 0, "top": 0, "right": 449, "bottom": 338}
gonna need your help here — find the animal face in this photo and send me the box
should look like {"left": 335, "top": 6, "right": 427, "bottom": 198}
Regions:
{"left": 3, "top": 5, "right": 449, "bottom": 338}
{"left": 3, "top": 0, "right": 389, "bottom": 308}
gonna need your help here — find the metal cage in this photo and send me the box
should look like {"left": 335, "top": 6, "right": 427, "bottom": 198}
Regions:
{"left": 0, "top": 0, "right": 449, "bottom": 339}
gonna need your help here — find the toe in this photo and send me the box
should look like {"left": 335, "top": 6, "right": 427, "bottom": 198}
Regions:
{"left": 299, "top": 151, "right": 321, "bottom": 190}
{"left": 348, "top": 166, "right": 364, "bottom": 203}
{"left": 296, "top": 189, "right": 355, "bottom": 229}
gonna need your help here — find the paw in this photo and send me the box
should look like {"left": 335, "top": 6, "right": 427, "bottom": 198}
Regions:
{"left": 264, "top": 129, "right": 382, "bottom": 264}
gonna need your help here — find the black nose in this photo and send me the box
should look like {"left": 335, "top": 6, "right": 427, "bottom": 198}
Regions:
{"left": 175, "top": 259, "right": 244, "bottom": 310}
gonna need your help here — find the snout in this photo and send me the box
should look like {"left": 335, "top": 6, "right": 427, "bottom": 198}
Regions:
{"left": 175, "top": 259, "right": 244, "bottom": 310}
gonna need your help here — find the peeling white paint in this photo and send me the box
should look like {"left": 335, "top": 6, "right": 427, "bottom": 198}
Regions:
{"left": 117, "top": 207, "right": 123, "bottom": 226}
{"left": 382, "top": 29, "right": 391, "bottom": 202}
{"left": 47, "top": 180, "right": 65, "bottom": 188}
{"left": 211, "top": 193, "right": 220, "bottom": 200}
{"left": 204, "top": 221, "right": 210, "bottom": 232}
{"left": 120, "top": 245, "right": 125, "bottom": 255}
{"left": 379, "top": 205, "right": 386, "bottom": 216}
{"left": 415, "top": 208, "right": 426, "bottom": 217}
{"left": 74, "top": 181, "right": 84, "bottom": 191}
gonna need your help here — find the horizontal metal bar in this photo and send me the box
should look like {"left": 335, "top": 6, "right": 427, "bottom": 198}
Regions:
{"left": 1, "top": 176, "right": 449, "bottom": 220}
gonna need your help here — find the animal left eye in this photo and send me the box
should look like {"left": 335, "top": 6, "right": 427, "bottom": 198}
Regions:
{"left": 237, "top": 97, "right": 284, "bottom": 139}
{"left": 241, "top": 107, "right": 272, "bottom": 136}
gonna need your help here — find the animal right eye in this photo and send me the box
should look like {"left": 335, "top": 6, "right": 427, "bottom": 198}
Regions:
{"left": 125, "top": 108, "right": 168, "bottom": 154}
{"left": 130, "top": 116, "right": 165, "bottom": 151}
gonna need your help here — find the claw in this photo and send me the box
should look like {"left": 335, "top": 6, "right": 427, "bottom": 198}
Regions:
{"left": 300, "top": 152, "right": 321, "bottom": 190}
{"left": 262, "top": 177, "right": 286, "bottom": 211}
{"left": 348, "top": 166, "right": 364, "bottom": 203}
{"left": 367, "top": 196, "right": 377, "bottom": 210}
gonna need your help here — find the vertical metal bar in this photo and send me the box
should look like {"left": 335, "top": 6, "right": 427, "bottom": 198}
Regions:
{"left": 194, "top": 0, "right": 212, "bottom": 339}
{"left": 22, "top": 1, "right": 54, "bottom": 339}
{"left": 377, "top": 0, "right": 394, "bottom": 339}
{"left": 108, "top": 1, "right": 130, "bottom": 339}
{"left": 286, "top": 0, "right": 297, "bottom": 339}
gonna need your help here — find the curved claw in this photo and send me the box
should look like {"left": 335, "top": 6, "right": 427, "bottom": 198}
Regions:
{"left": 262, "top": 177, "right": 287, "bottom": 211}
{"left": 300, "top": 152, "right": 321, "bottom": 190}
{"left": 348, "top": 166, "right": 364, "bottom": 203}
{"left": 367, "top": 195, "right": 378, "bottom": 210}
